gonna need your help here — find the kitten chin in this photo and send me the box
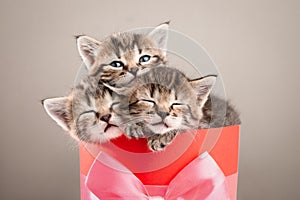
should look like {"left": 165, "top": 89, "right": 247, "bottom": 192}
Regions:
{"left": 87, "top": 126, "right": 123, "bottom": 144}
{"left": 147, "top": 123, "right": 174, "bottom": 135}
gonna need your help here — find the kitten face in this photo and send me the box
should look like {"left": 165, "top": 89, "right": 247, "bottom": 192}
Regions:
{"left": 43, "top": 77, "right": 124, "bottom": 143}
{"left": 77, "top": 22, "right": 169, "bottom": 87}
{"left": 129, "top": 84, "right": 198, "bottom": 134}
{"left": 127, "top": 67, "right": 217, "bottom": 135}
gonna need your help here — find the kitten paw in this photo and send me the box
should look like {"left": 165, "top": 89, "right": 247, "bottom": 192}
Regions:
{"left": 147, "top": 131, "right": 177, "bottom": 151}
{"left": 148, "top": 135, "right": 167, "bottom": 151}
{"left": 124, "top": 123, "right": 145, "bottom": 139}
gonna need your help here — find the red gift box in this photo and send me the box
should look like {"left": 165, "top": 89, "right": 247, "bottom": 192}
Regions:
{"left": 79, "top": 125, "right": 240, "bottom": 200}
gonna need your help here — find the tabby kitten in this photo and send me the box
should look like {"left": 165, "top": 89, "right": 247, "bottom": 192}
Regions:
{"left": 76, "top": 22, "right": 169, "bottom": 88}
{"left": 121, "top": 66, "right": 240, "bottom": 151}
{"left": 42, "top": 76, "right": 124, "bottom": 143}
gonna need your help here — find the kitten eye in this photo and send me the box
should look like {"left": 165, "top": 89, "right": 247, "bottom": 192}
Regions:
{"left": 110, "top": 102, "right": 120, "bottom": 112}
{"left": 170, "top": 103, "right": 188, "bottom": 110}
{"left": 139, "top": 55, "right": 151, "bottom": 63}
{"left": 76, "top": 110, "right": 99, "bottom": 127}
{"left": 79, "top": 110, "right": 99, "bottom": 118}
{"left": 110, "top": 61, "right": 124, "bottom": 68}
{"left": 132, "top": 99, "right": 155, "bottom": 110}
{"left": 141, "top": 99, "right": 156, "bottom": 105}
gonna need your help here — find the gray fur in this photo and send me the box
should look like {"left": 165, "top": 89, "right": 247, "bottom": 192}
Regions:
{"left": 43, "top": 76, "right": 124, "bottom": 143}
{"left": 44, "top": 22, "right": 241, "bottom": 150}
{"left": 76, "top": 22, "right": 169, "bottom": 88}
{"left": 117, "top": 66, "right": 240, "bottom": 151}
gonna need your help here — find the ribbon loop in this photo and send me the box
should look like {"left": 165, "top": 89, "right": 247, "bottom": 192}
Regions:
{"left": 149, "top": 196, "right": 164, "bottom": 200}
{"left": 85, "top": 152, "right": 229, "bottom": 199}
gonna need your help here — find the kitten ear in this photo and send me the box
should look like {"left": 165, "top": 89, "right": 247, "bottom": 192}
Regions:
{"left": 148, "top": 21, "right": 169, "bottom": 55}
{"left": 76, "top": 35, "right": 101, "bottom": 69}
{"left": 189, "top": 75, "right": 217, "bottom": 107}
{"left": 42, "top": 97, "right": 72, "bottom": 131}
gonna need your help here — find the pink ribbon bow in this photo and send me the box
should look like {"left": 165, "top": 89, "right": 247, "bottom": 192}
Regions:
{"left": 85, "top": 152, "right": 230, "bottom": 200}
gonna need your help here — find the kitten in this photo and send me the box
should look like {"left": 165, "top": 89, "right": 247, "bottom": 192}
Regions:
{"left": 42, "top": 76, "right": 124, "bottom": 143}
{"left": 76, "top": 22, "right": 169, "bottom": 88}
{"left": 119, "top": 66, "right": 240, "bottom": 151}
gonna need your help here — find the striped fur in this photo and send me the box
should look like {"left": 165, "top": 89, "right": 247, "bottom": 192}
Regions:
{"left": 120, "top": 66, "right": 240, "bottom": 151}
{"left": 43, "top": 76, "right": 124, "bottom": 143}
{"left": 77, "top": 22, "right": 169, "bottom": 88}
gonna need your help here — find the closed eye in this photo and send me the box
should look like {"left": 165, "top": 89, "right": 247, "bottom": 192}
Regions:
{"left": 110, "top": 102, "right": 120, "bottom": 112}
{"left": 170, "top": 103, "right": 187, "bottom": 110}
{"left": 129, "top": 100, "right": 139, "bottom": 106}
{"left": 141, "top": 99, "right": 156, "bottom": 104}
{"left": 109, "top": 102, "right": 121, "bottom": 112}
{"left": 111, "top": 102, "right": 120, "bottom": 106}
{"left": 76, "top": 110, "right": 99, "bottom": 127}
{"left": 129, "top": 99, "right": 156, "bottom": 109}
{"left": 78, "top": 110, "right": 99, "bottom": 118}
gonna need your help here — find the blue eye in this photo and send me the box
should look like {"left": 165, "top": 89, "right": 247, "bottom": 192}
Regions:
{"left": 139, "top": 55, "right": 151, "bottom": 63}
{"left": 110, "top": 61, "right": 124, "bottom": 68}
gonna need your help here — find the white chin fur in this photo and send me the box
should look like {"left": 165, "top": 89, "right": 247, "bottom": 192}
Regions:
{"left": 147, "top": 124, "right": 174, "bottom": 134}
{"left": 88, "top": 122, "right": 107, "bottom": 134}
{"left": 88, "top": 126, "right": 123, "bottom": 143}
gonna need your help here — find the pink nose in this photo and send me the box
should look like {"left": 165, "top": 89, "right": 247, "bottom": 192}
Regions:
{"left": 100, "top": 114, "right": 111, "bottom": 122}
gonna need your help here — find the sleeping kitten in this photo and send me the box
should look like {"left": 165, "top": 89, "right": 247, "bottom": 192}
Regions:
{"left": 42, "top": 76, "right": 124, "bottom": 143}
{"left": 76, "top": 22, "right": 169, "bottom": 87}
{"left": 120, "top": 66, "right": 240, "bottom": 151}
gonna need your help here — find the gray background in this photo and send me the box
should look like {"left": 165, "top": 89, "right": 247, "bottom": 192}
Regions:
{"left": 0, "top": 0, "right": 299, "bottom": 199}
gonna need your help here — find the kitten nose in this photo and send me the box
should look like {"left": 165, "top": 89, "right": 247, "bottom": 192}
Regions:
{"left": 100, "top": 114, "right": 111, "bottom": 123}
{"left": 130, "top": 68, "right": 138, "bottom": 76}
{"left": 157, "top": 111, "right": 169, "bottom": 119}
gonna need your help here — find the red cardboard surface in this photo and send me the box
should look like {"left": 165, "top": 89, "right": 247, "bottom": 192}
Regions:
{"left": 79, "top": 125, "right": 240, "bottom": 199}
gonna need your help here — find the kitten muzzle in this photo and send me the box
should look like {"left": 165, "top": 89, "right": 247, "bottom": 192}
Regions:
{"left": 152, "top": 121, "right": 169, "bottom": 128}
{"left": 104, "top": 123, "right": 118, "bottom": 132}
{"left": 100, "top": 114, "right": 111, "bottom": 123}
